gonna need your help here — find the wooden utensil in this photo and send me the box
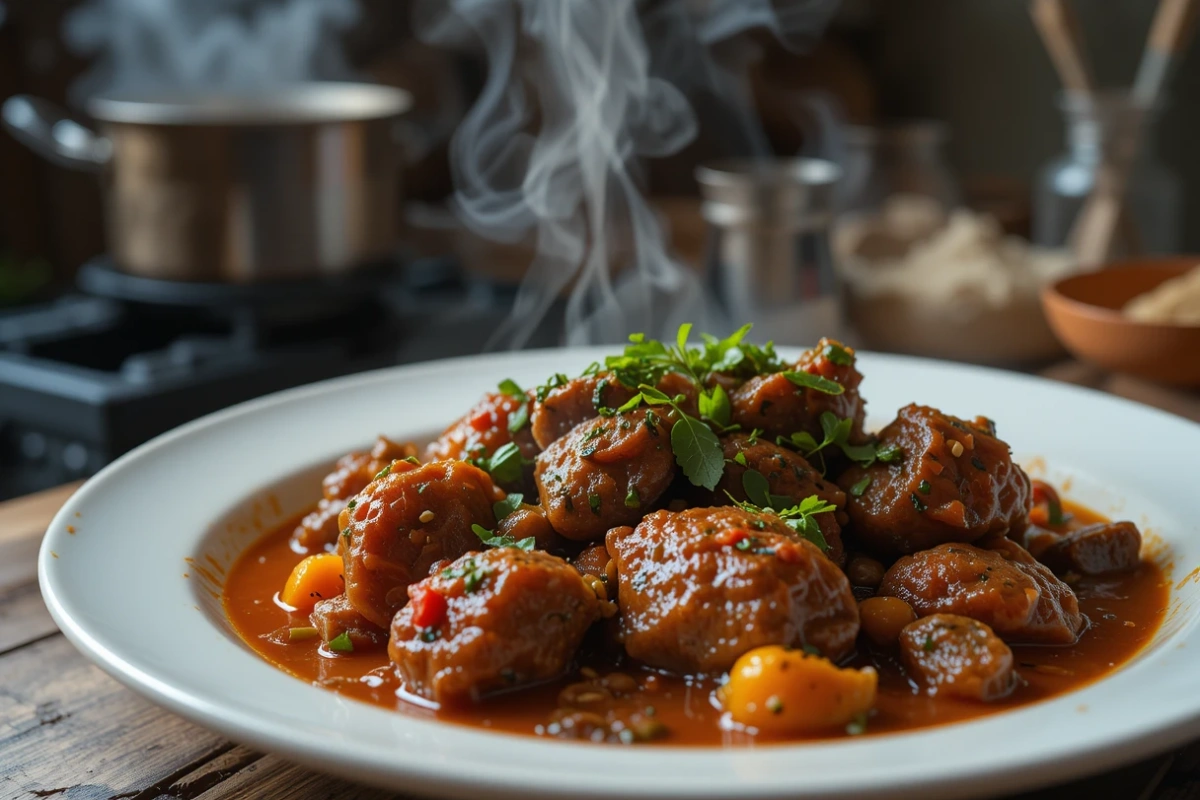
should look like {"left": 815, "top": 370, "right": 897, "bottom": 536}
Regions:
{"left": 1070, "top": 0, "right": 1200, "bottom": 266}
{"left": 1030, "top": 0, "right": 1094, "bottom": 94}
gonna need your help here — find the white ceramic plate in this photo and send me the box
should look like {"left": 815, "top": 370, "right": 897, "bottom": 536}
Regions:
{"left": 39, "top": 348, "right": 1200, "bottom": 800}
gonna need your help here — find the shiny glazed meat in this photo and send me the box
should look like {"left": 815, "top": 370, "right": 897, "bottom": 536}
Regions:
{"left": 879, "top": 541, "right": 1084, "bottom": 645}
{"left": 730, "top": 338, "right": 867, "bottom": 445}
{"left": 530, "top": 373, "right": 638, "bottom": 450}
{"left": 899, "top": 614, "right": 1016, "bottom": 701}
{"left": 425, "top": 391, "right": 539, "bottom": 463}
{"left": 340, "top": 460, "right": 502, "bottom": 629}
{"left": 1025, "top": 521, "right": 1142, "bottom": 576}
{"left": 495, "top": 503, "right": 563, "bottom": 553}
{"left": 838, "top": 405, "right": 1032, "bottom": 556}
{"left": 291, "top": 436, "right": 416, "bottom": 552}
{"left": 606, "top": 507, "right": 859, "bottom": 673}
{"left": 713, "top": 434, "right": 848, "bottom": 564}
{"left": 535, "top": 409, "right": 677, "bottom": 541}
{"left": 389, "top": 548, "right": 600, "bottom": 705}
{"left": 310, "top": 594, "right": 387, "bottom": 650}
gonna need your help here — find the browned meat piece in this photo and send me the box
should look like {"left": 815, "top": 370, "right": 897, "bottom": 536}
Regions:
{"left": 573, "top": 543, "right": 613, "bottom": 581}
{"left": 879, "top": 541, "right": 1084, "bottom": 645}
{"left": 530, "top": 373, "right": 638, "bottom": 450}
{"left": 899, "top": 614, "right": 1017, "bottom": 701}
{"left": 310, "top": 594, "right": 387, "bottom": 650}
{"left": 291, "top": 436, "right": 417, "bottom": 552}
{"left": 340, "top": 459, "right": 502, "bottom": 629}
{"left": 837, "top": 405, "right": 1032, "bottom": 556}
{"left": 495, "top": 502, "right": 564, "bottom": 553}
{"left": 389, "top": 548, "right": 600, "bottom": 705}
{"left": 535, "top": 409, "right": 677, "bottom": 541}
{"left": 712, "top": 433, "right": 848, "bottom": 564}
{"left": 529, "top": 372, "right": 699, "bottom": 451}
{"left": 730, "top": 338, "right": 867, "bottom": 445}
{"left": 424, "top": 391, "right": 539, "bottom": 463}
{"left": 606, "top": 507, "right": 859, "bottom": 673}
{"left": 1025, "top": 521, "right": 1142, "bottom": 576}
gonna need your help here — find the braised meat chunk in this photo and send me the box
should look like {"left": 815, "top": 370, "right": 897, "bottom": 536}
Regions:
{"left": 495, "top": 502, "right": 563, "bottom": 553}
{"left": 713, "top": 433, "right": 848, "bottom": 564}
{"left": 530, "top": 372, "right": 638, "bottom": 450}
{"left": 1025, "top": 521, "right": 1142, "bottom": 576}
{"left": 899, "top": 614, "right": 1017, "bottom": 701}
{"left": 730, "top": 338, "right": 867, "bottom": 446}
{"left": 389, "top": 548, "right": 601, "bottom": 705}
{"left": 425, "top": 390, "right": 539, "bottom": 464}
{"left": 879, "top": 540, "right": 1084, "bottom": 645}
{"left": 535, "top": 409, "right": 677, "bottom": 541}
{"left": 291, "top": 436, "right": 417, "bottom": 553}
{"left": 341, "top": 459, "right": 502, "bottom": 629}
{"left": 310, "top": 594, "right": 387, "bottom": 650}
{"left": 838, "top": 404, "right": 1032, "bottom": 556}
{"left": 606, "top": 507, "right": 859, "bottom": 674}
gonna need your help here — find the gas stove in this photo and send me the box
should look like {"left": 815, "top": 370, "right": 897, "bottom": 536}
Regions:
{"left": 0, "top": 255, "right": 553, "bottom": 499}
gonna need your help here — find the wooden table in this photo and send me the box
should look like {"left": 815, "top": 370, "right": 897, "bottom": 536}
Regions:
{"left": 2, "top": 363, "right": 1198, "bottom": 800}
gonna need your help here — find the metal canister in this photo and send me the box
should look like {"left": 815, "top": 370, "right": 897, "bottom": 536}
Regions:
{"left": 695, "top": 158, "right": 842, "bottom": 344}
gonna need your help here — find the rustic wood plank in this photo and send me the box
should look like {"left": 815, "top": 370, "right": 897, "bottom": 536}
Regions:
{"left": 0, "top": 636, "right": 231, "bottom": 800}
{"left": 191, "top": 754, "right": 397, "bottom": 800}
{"left": 0, "top": 482, "right": 81, "bottom": 591}
{"left": 0, "top": 581, "right": 56, "bottom": 656}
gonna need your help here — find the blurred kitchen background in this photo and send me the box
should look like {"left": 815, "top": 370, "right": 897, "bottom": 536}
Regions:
{"left": 1, "top": 0, "right": 1198, "bottom": 498}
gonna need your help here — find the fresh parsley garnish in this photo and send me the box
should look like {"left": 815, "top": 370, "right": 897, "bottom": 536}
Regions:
{"left": 373, "top": 464, "right": 392, "bottom": 480}
{"left": 442, "top": 557, "right": 492, "bottom": 592}
{"left": 741, "top": 468, "right": 794, "bottom": 510}
{"left": 823, "top": 342, "right": 854, "bottom": 367}
{"left": 624, "top": 488, "right": 640, "bottom": 508}
{"left": 534, "top": 373, "right": 569, "bottom": 403}
{"left": 618, "top": 384, "right": 724, "bottom": 491}
{"left": 732, "top": 451, "right": 748, "bottom": 467}
{"left": 849, "top": 475, "right": 871, "bottom": 497}
{"left": 779, "top": 412, "right": 899, "bottom": 475}
{"left": 471, "top": 523, "right": 535, "bottom": 552}
{"left": 472, "top": 442, "right": 527, "bottom": 485}
{"left": 588, "top": 493, "right": 602, "bottom": 515}
{"left": 498, "top": 378, "right": 524, "bottom": 398}
{"left": 493, "top": 492, "right": 523, "bottom": 521}
{"left": 728, "top": 494, "right": 838, "bottom": 551}
{"left": 781, "top": 370, "right": 844, "bottom": 396}
{"left": 508, "top": 402, "right": 530, "bottom": 434}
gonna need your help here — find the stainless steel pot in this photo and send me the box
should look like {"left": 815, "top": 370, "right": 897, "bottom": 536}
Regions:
{"left": 2, "top": 83, "right": 412, "bottom": 282}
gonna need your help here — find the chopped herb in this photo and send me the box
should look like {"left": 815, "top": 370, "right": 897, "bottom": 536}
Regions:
{"left": 346, "top": 499, "right": 356, "bottom": 511}
{"left": 876, "top": 444, "right": 903, "bottom": 463}
{"left": 735, "top": 536, "right": 757, "bottom": 551}
{"left": 971, "top": 456, "right": 987, "bottom": 471}
{"left": 733, "top": 451, "right": 748, "bottom": 467}
{"left": 419, "top": 627, "right": 439, "bottom": 643}
{"left": 493, "top": 492, "right": 524, "bottom": 521}
{"left": 476, "top": 442, "right": 526, "bottom": 485}
{"left": 918, "top": 480, "right": 932, "bottom": 495}
{"left": 442, "top": 557, "right": 492, "bottom": 592}
{"left": 911, "top": 493, "right": 928, "bottom": 512}
{"left": 403, "top": 455, "right": 420, "bottom": 465}
{"left": 472, "top": 523, "right": 535, "bottom": 552}
{"left": 698, "top": 383, "right": 732, "bottom": 428}
{"left": 288, "top": 626, "right": 319, "bottom": 642}
{"left": 728, "top": 493, "right": 837, "bottom": 552}
{"left": 922, "top": 635, "right": 935, "bottom": 652}
{"left": 822, "top": 342, "right": 853, "bottom": 366}
{"left": 327, "top": 632, "right": 354, "bottom": 653}
{"left": 592, "top": 378, "right": 610, "bottom": 412}
{"left": 850, "top": 476, "right": 871, "bottom": 497}
{"left": 624, "top": 489, "right": 640, "bottom": 509}
{"left": 498, "top": 378, "right": 524, "bottom": 397}
{"left": 588, "top": 494, "right": 602, "bottom": 515}
{"left": 766, "top": 695, "right": 784, "bottom": 714}
{"left": 341, "top": 527, "right": 351, "bottom": 541}
{"left": 782, "top": 370, "right": 845, "bottom": 395}
{"left": 508, "top": 402, "right": 530, "bottom": 433}
{"left": 374, "top": 464, "right": 392, "bottom": 480}
{"left": 534, "top": 373, "right": 569, "bottom": 403}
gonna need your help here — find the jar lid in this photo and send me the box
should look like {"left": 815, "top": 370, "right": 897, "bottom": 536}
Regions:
{"left": 695, "top": 158, "right": 841, "bottom": 230}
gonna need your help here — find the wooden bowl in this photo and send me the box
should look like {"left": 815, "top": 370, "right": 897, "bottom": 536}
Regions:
{"left": 1042, "top": 257, "right": 1200, "bottom": 387}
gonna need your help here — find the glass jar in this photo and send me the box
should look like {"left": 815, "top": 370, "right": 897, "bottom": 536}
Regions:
{"left": 835, "top": 121, "right": 961, "bottom": 216}
{"left": 1033, "top": 91, "right": 1180, "bottom": 256}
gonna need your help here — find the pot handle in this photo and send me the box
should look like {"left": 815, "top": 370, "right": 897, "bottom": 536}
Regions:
{"left": 2, "top": 95, "right": 112, "bottom": 171}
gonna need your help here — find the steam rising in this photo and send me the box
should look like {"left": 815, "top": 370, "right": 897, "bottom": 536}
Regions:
{"left": 64, "top": 0, "right": 361, "bottom": 101}
{"left": 419, "top": 0, "right": 838, "bottom": 348}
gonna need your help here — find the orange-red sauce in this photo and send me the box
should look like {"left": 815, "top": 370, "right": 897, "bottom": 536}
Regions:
{"left": 223, "top": 500, "right": 1169, "bottom": 745}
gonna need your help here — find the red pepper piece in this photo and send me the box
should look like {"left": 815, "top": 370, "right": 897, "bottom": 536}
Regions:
{"left": 409, "top": 584, "right": 448, "bottom": 629}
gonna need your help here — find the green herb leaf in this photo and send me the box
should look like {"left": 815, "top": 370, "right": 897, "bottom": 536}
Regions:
{"left": 483, "top": 442, "right": 525, "bottom": 484}
{"left": 493, "top": 493, "right": 524, "bottom": 521}
{"left": 911, "top": 493, "right": 928, "bottom": 512}
{"left": 733, "top": 451, "right": 748, "bottom": 467}
{"left": 374, "top": 464, "right": 392, "bottom": 480}
{"left": 742, "top": 469, "right": 773, "bottom": 508}
{"left": 404, "top": 455, "right": 421, "bottom": 465}
{"left": 288, "top": 626, "right": 319, "bottom": 642}
{"left": 726, "top": 493, "right": 837, "bottom": 552}
{"left": 918, "top": 479, "right": 932, "bottom": 495}
{"left": 625, "top": 488, "right": 640, "bottom": 508}
{"left": 588, "top": 494, "right": 602, "bottom": 515}
{"left": 616, "top": 393, "right": 645, "bottom": 413}
{"left": 442, "top": 557, "right": 493, "bottom": 592}
{"left": 327, "top": 632, "right": 354, "bottom": 653}
{"left": 676, "top": 322, "right": 693, "bottom": 353}
{"left": 471, "top": 522, "right": 534, "bottom": 551}
{"left": 783, "top": 370, "right": 845, "bottom": 396}
{"left": 670, "top": 415, "right": 724, "bottom": 490}
{"left": 698, "top": 383, "right": 732, "bottom": 428}
{"left": 877, "top": 444, "right": 903, "bottom": 463}
{"left": 823, "top": 342, "right": 853, "bottom": 367}
{"left": 508, "top": 402, "right": 530, "bottom": 434}
{"left": 850, "top": 475, "right": 871, "bottom": 497}
{"left": 498, "top": 378, "right": 524, "bottom": 398}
